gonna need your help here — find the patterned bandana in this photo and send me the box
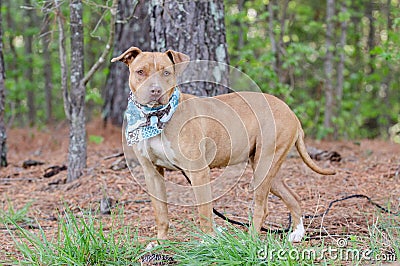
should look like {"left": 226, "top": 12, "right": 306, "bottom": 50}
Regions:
{"left": 125, "top": 88, "right": 180, "bottom": 145}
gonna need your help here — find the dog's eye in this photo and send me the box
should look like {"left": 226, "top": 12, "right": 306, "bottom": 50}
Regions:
{"left": 163, "top": 70, "right": 171, "bottom": 76}
{"left": 136, "top": 70, "right": 144, "bottom": 76}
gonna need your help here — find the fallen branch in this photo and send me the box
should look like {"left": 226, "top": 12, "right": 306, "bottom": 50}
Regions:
{"left": 118, "top": 199, "right": 151, "bottom": 205}
{"left": 22, "top": 159, "right": 45, "bottom": 168}
{"left": 103, "top": 152, "right": 124, "bottom": 160}
{"left": 0, "top": 224, "right": 53, "bottom": 230}
{"left": 0, "top": 177, "right": 38, "bottom": 183}
{"left": 44, "top": 165, "right": 67, "bottom": 178}
{"left": 307, "top": 147, "right": 342, "bottom": 162}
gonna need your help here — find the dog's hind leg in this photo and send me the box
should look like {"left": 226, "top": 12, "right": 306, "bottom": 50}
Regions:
{"left": 271, "top": 175, "right": 304, "bottom": 242}
{"left": 251, "top": 154, "right": 279, "bottom": 234}
{"left": 251, "top": 134, "right": 297, "bottom": 238}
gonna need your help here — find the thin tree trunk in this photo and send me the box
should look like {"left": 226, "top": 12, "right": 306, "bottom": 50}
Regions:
{"left": 24, "top": 0, "right": 35, "bottom": 126}
{"left": 267, "top": 1, "right": 278, "bottom": 77}
{"left": 41, "top": 1, "right": 53, "bottom": 123}
{"left": 237, "top": 0, "right": 245, "bottom": 50}
{"left": 5, "top": 0, "right": 22, "bottom": 125}
{"left": 104, "top": 0, "right": 149, "bottom": 126}
{"left": 381, "top": 0, "right": 392, "bottom": 136}
{"left": 68, "top": 0, "right": 86, "bottom": 182}
{"left": 278, "top": 0, "right": 289, "bottom": 84}
{"left": 335, "top": 2, "right": 348, "bottom": 138}
{"left": 54, "top": 0, "right": 69, "bottom": 121}
{"left": 324, "top": 0, "right": 335, "bottom": 131}
{"left": 366, "top": 1, "right": 375, "bottom": 74}
{"left": 0, "top": 0, "right": 7, "bottom": 168}
{"left": 150, "top": 0, "right": 229, "bottom": 96}
{"left": 267, "top": 0, "right": 289, "bottom": 86}
{"left": 335, "top": 2, "right": 348, "bottom": 135}
{"left": 55, "top": 0, "right": 117, "bottom": 181}
{"left": 350, "top": 4, "right": 362, "bottom": 77}
{"left": 337, "top": 4, "right": 348, "bottom": 103}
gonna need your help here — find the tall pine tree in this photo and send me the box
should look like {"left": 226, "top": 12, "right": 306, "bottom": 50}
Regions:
{"left": 150, "top": 0, "right": 230, "bottom": 96}
{"left": 0, "top": 0, "right": 7, "bottom": 168}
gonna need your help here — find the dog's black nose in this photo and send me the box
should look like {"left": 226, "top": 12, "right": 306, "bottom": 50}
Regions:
{"left": 150, "top": 87, "right": 162, "bottom": 96}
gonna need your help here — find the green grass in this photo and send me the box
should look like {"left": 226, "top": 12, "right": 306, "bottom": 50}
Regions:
{"left": 4, "top": 206, "right": 144, "bottom": 265}
{"left": 364, "top": 214, "right": 399, "bottom": 263}
{"left": 2, "top": 203, "right": 399, "bottom": 265}
{"left": 0, "top": 200, "right": 33, "bottom": 225}
{"left": 161, "top": 217, "right": 399, "bottom": 265}
{"left": 159, "top": 223, "right": 311, "bottom": 266}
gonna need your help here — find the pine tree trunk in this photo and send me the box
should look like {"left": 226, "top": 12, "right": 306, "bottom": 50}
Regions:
{"left": 150, "top": 0, "right": 229, "bottom": 96}
{"left": 42, "top": 1, "right": 54, "bottom": 123}
{"left": 104, "top": 0, "right": 150, "bottom": 126}
{"left": 0, "top": 0, "right": 7, "bottom": 168}
{"left": 267, "top": 1, "right": 278, "bottom": 78}
{"left": 335, "top": 2, "right": 348, "bottom": 139}
{"left": 5, "top": 1, "right": 22, "bottom": 125}
{"left": 381, "top": 0, "right": 392, "bottom": 136}
{"left": 267, "top": 0, "right": 289, "bottom": 86}
{"left": 68, "top": 0, "right": 86, "bottom": 182}
{"left": 366, "top": 1, "right": 375, "bottom": 74}
{"left": 323, "top": 0, "right": 335, "bottom": 131}
{"left": 24, "top": 0, "right": 36, "bottom": 126}
{"left": 337, "top": 3, "right": 348, "bottom": 101}
{"left": 237, "top": 0, "right": 245, "bottom": 50}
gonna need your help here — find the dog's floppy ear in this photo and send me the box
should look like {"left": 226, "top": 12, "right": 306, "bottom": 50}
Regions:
{"left": 111, "top": 47, "right": 142, "bottom": 66}
{"left": 165, "top": 50, "right": 190, "bottom": 74}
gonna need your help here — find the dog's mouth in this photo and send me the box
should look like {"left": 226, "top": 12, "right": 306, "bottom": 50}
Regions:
{"left": 141, "top": 96, "right": 170, "bottom": 108}
{"left": 144, "top": 92, "right": 173, "bottom": 108}
{"left": 145, "top": 100, "right": 163, "bottom": 108}
{"left": 133, "top": 87, "right": 174, "bottom": 108}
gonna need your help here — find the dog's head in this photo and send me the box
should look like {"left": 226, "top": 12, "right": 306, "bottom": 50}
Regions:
{"left": 111, "top": 47, "right": 189, "bottom": 107}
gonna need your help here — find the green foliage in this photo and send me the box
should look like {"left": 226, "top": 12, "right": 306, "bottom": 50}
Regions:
{"left": 158, "top": 215, "right": 399, "bottom": 265}
{"left": 3, "top": 204, "right": 399, "bottom": 265}
{"left": 161, "top": 223, "right": 306, "bottom": 265}
{"left": 225, "top": 0, "right": 400, "bottom": 139}
{"left": 89, "top": 134, "right": 104, "bottom": 144}
{"left": 0, "top": 200, "right": 33, "bottom": 225}
{"left": 2, "top": 0, "right": 114, "bottom": 126}
{"left": 2, "top": 0, "right": 400, "bottom": 139}
{"left": 86, "top": 87, "right": 104, "bottom": 105}
{"left": 365, "top": 214, "right": 400, "bottom": 264}
{"left": 6, "top": 206, "right": 143, "bottom": 265}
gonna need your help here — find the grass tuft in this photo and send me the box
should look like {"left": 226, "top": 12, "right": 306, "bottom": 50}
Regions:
{"left": 3, "top": 204, "right": 398, "bottom": 265}
{"left": 157, "top": 222, "right": 311, "bottom": 266}
{"left": 0, "top": 200, "right": 33, "bottom": 225}
{"left": 365, "top": 214, "right": 399, "bottom": 263}
{"left": 6, "top": 206, "right": 144, "bottom": 265}
{"left": 156, "top": 215, "right": 399, "bottom": 265}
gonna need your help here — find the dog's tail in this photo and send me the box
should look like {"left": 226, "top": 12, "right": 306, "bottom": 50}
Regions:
{"left": 295, "top": 128, "right": 336, "bottom": 175}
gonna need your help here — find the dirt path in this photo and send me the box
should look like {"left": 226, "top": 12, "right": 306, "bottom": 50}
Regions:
{"left": 1, "top": 120, "right": 399, "bottom": 259}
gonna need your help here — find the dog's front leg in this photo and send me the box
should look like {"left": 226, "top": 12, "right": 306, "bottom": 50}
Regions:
{"left": 143, "top": 165, "right": 169, "bottom": 239}
{"left": 185, "top": 168, "right": 214, "bottom": 234}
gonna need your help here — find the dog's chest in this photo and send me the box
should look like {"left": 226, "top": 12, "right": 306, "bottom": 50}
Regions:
{"left": 136, "top": 135, "right": 177, "bottom": 169}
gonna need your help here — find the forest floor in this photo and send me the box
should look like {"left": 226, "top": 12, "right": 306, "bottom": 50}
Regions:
{"left": 0, "top": 119, "right": 399, "bottom": 261}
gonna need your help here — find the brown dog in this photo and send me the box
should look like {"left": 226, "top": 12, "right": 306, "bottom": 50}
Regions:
{"left": 111, "top": 47, "right": 335, "bottom": 242}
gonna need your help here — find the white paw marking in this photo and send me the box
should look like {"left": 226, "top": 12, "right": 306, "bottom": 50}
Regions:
{"left": 145, "top": 241, "right": 158, "bottom": 250}
{"left": 288, "top": 218, "right": 304, "bottom": 242}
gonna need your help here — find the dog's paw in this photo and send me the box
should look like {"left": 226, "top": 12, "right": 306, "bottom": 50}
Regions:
{"left": 145, "top": 241, "right": 158, "bottom": 250}
{"left": 288, "top": 218, "right": 305, "bottom": 243}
